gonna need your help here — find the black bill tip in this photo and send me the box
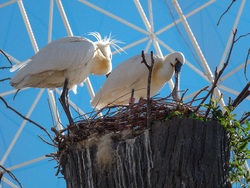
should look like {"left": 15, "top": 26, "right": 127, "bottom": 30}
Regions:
{"left": 175, "top": 59, "right": 183, "bottom": 73}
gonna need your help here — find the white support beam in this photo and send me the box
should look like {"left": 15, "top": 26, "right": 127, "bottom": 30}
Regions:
{"left": 48, "top": 0, "right": 54, "bottom": 43}
{"left": 156, "top": 37, "right": 209, "bottom": 82}
{"left": 7, "top": 156, "right": 47, "bottom": 171}
{"left": 2, "top": 177, "right": 19, "bottom": 188}
{"left": 221, "top": 60, "right": 250, "bottom": 82}
{"left": 79, "top": 0, "right": 148, "bottom": 35}
{"left": 0, "top": 0, "right": 17, "bottom": 8}
{"left": 55, "top": 88, "right": 88, "bottom": 118}
{"left": 56, "top": 0, "right": 73, "bottom": 36}
{"left": 172, "top": 0, "right": 213, "bottom": 82}
{"left": 0, "top": 89, "right": 44, "bottom": 165}
{"left": 144, "top": 39, "right": 152, "bottom": 53}
{"left": 112, "top": 37, "right": 149, "bottom": 55}
{"left": 134, "top": 0, "right": 151, "bottom": 32}
{"left": 172, "top": 0, "right": 226, "bottom": 108}
{"left": 156, "top": 0, "right": 216, "bottom": 36}
{"left": 0, "top": 88, "right": 28, "bottom": 97}
{"left": 17, "top": 0, "right": 38, "bottom": 53}
{"left": 47, "top": 90, "right": 63, "bottom": 130}
{"left": 218, "top": 0, "right": 246, "bottom": 71}
{"left": 148, "top": 0, "right": 154, "bottom": 33}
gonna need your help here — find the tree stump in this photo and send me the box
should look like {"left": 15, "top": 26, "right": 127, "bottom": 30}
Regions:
{"left": 61, "top": 118, "right": 230, "bottom": 188}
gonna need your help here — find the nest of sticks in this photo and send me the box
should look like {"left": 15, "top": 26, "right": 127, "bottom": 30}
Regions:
{"left": 52, "top": 95, "right": 204, "bottom": 145}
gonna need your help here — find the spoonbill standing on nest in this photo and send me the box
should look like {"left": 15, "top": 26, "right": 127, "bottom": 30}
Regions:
{"left": 10, "top": 32, "right": 123, "bottom": 124}
{"left": 91, "top": 52, "right": 185, "bottom": 109}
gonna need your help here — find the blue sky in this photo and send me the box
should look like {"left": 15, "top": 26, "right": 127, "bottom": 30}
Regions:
{"left": 0, "top": 0, "right": 249, "bottom": 187}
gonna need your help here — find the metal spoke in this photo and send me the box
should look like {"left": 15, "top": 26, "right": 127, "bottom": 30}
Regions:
{"left": 0, "top": 89, "right": 44, "bottom": 165}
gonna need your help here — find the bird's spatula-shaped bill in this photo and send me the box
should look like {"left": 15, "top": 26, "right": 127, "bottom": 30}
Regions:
{"left": 172, "top": 59, "right": 183, "bottom": 101}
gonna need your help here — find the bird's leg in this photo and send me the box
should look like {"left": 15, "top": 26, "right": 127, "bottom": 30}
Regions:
{"left": 172, "top": 59, "right": 183, "bottom": 101}
{"left": 59, "top": 79, "right": 74, "bottom": 125}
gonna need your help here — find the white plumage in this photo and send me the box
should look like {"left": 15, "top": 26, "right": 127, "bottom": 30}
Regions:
{"left": 10, "top": 32, "right": 122, "bottom": 124}
{"left": 91, "top": 52, "right": 185, "bottom": 109}
{"left": 10, "top": 32, "right": 122, "bottom": 93}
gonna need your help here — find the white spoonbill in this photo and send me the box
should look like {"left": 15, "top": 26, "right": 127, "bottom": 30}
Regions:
{"left": 10, "top": 32, "right": 122, "bottom": 124}
{"left": 91, "top": 52, "right": 185, "bottom": 109}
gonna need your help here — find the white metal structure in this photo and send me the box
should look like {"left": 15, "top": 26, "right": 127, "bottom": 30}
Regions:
{"left": 0, "top": 1, "right": 249, "bottom": 187}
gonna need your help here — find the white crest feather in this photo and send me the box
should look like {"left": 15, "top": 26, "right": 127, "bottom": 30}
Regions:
{"left": 88, "top": 32, "right": 125, "bottom": 54}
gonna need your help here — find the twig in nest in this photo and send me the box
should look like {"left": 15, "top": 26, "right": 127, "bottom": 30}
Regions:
{"left": 180, "top": 89, "right": 188, "bottom": 102}
{"left": 217, "top": 0, "right": 236, "bottom": 26}
{"left": 38, "top": 135, "right": 57, "bottom": 147}
{"left": 194, "top": 29, "right": 238, "bottom": 113}
{"left": 0, "top": 96, "right": 54, "bottom": 143}
{"left": 0, "top": 165, "right": 23, "bottom": 188}
{"left": 0, "top": 49, "right": 13, "bottom": 66}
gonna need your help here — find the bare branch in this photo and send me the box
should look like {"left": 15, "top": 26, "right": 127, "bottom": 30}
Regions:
{"left": 0, "top": 49, "right": 13, "bottom": 66}
{"left": 217, "top": 0, "right": 236, "bottom": 26}
{"left": 0, "top": 66, "right": 12, "bottom": 70}
{"left": 0, "top": 78, "right": 11, "bottom": 83}
{"left": 180, "top": 89, "right": 189, "bottom": 102}
{"left": 239, "top": 112, "right": 250, "bottom": 124}
{"left": 231, "top": 82, "right": 250, "bottom": 110}
{"left": 141, "top": 51, "right": 150, "bottom": 70}
{"left": 0, "top": 96, "right": 54, "bottom": 143}
{"left": 244, "top": 49, "right": 249, "bottom": 81}
{"left": 194, "top": 29, "right": 238, "bottom": 113}
{"left": 235, "top": 32, "right": 250, "bottom": 43}
{"left": 146, "top": 51, "right": 155, "bottom": 128}
{"left": 188, "top": 86, "right": 210, "bottom": 106}
{"left": 0, "top": 165, "right": 23, "bottom": 188}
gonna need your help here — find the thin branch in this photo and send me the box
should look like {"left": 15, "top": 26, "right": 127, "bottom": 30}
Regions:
{"left": 244, "top": 49, "right": 249, "bottom": 81}
{"left": 0, "top": 165, "right": 23, "bottom": 188}
{"left": 180, "top": 88, "right": 189, "bottom": 102}
{"left": 217, "top": 0, "right": 236, "bottom": 26}
{"left": 38, "top": 135, "right": 57, "bottom": 147}
{"left": 147, "top": 51, "right": 155, "bottom": 128}
{"left": 205, "top": 68, "right": 219, "bottom": 118}
{"left": 0, "top": 96, "right": 54, "bottom": 143}
{"left": 194, "top": 29, "right": 238, "bottom": 113}
{"left": 189, "top": 86, "right": 210, "bottom": 106}
{"left": 0, "top": 49, "right": 13, "bottom": 65}
{"left": 141, "top": 50, "right": 154, "bottom": 128}
{"left": 239, "top": 112, "right": 250, "bottom": 124}
{"left": 231, "top": 82, "right": 250, "bottom": 110}
{"left": 164, "top": 0, "right": 202, "bottom": 71}
{"left": 0, "top": 66, "right": 12, "bottom": 70}
{"left": 141, "top": 51, "right": 150, "bottom": 70}
{"left": 0, "top": 78, "right": 11, "bottom": 83}
{"left": 235, "top": 32, "right": 250, "bottom": 43}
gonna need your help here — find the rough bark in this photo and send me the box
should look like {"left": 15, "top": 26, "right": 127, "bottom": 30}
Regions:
{"left": 61, "top": 118, "right": 230, "bottom": 188}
